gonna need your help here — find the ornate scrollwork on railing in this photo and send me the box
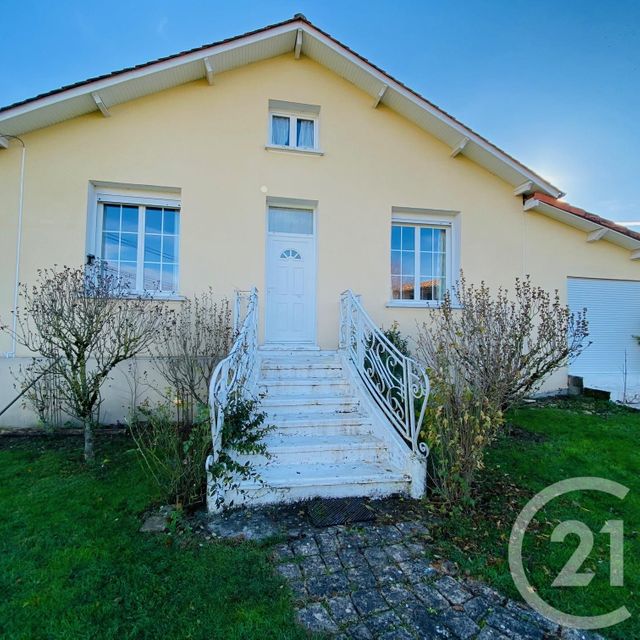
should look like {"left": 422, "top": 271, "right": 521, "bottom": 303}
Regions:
{"left": 208, "top": 287, "right": 258, "bottom": 463}
{"left": 339, "top": 290, "right": 429, "bottom": 456}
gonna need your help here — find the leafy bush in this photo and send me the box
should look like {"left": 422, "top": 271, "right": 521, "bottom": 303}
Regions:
{"left": 208, "top": 394, "right": 273, "bottom": 510}
{"left": 382, "top": 321, "right": 411, "bottom": 356}
{"left": 129, "top": 401, "right": 212, "bottom": 509}
{"left": 422, "top": 360, "right": 503, "bottom": 504}
{"left": 130, "top": 395, "right": 272, "bottom": 511}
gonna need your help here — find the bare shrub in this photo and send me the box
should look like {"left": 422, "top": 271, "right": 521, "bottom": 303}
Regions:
{"left": 16, "top": 361, "right": 65, "bottom": 429}
{"left": 129, "top": 290, "right": 257, "bottom": 510}
{"left": 2, "top": 263, "right": 164, "bottom": 462}
{"left": 417, "top": 274, "right": 589, "bottom": 502}
{"left": 151, "top": 290, "right": 233, "bottom": 419}
{"left": 418, "top": 274, "right": 589, "bottom": 411}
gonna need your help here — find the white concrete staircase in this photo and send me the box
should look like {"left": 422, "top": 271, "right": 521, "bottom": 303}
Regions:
{"left": 224, "top": 348, "right": 415, "bottom": 506}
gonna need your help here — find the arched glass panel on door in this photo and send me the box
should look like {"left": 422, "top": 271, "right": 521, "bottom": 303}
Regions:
{"left": 280, "top": 248, "right": 302, "bottom": 260}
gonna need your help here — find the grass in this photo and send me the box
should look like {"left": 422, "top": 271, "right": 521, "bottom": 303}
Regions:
{"left": 429, "top": 397, "right": 639, "bottom": 639}
{"left": 0, "top": 436, "right": 306, "bottom": 640}
{"left": 1, "top": 398, "right": 637, "bottom": 639}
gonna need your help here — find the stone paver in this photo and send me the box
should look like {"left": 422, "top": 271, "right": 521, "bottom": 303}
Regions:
{"left": 205, "top": 499, "right": 606, "bottom": 640}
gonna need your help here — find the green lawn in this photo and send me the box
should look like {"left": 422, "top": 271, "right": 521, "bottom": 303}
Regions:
{"left": 0, "top": 436, "right": 305, "bottom": 640}
{"left": 1, "top": 398, "right": 637, "bottom": 639}
{"left": 430, "top": 397, "right": 639, "bottom": 640}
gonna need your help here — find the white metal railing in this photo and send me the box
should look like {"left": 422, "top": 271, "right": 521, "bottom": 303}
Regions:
{"left": 339, "top": 290, "right": 429, "bottom": 456}
{"left": 208, "top": 287, "right": 259, "bottom": 464}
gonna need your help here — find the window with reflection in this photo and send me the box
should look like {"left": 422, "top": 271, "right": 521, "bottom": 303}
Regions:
{"left": 100, "top": 202, "right": 179, "bottom": 293}
{"left": 391, "top": 223, "right": 447, "bottom": 302}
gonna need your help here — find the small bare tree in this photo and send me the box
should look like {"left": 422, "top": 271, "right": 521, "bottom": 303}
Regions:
{"left": 151, "top": 289, "right": 233, "bottom": 413}
{"left": 417, "top": 274, "right": 590, "bottom": 410}
{"left": 2, "top": 263, "right": 164, "bottom": 462}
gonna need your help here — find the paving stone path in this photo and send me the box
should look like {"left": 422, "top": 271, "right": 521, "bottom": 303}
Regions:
{"left": 205, "top": 501, "right": 604, "bottom": 640}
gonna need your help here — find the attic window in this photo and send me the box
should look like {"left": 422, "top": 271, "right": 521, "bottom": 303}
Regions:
{"left": 268, "top": 100, "right": 320, "bottom": 151}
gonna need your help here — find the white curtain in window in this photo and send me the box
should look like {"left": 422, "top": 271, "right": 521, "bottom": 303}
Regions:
{"left": 296, "top": 119, "right": 314, "bottom": 148}
{"left": 271, "top": 116, "right": 290, "bottom": 146}
{"left": 268, "top": 207, "right": 313, "bottom": 234}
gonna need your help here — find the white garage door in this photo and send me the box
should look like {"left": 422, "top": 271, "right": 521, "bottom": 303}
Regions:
{"left": 568, "top": 277, "right": 640, "bottom": 402}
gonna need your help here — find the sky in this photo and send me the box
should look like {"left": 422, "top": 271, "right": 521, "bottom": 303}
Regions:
{"left": 2, "top": 0, "right": 639, "bottom": 222}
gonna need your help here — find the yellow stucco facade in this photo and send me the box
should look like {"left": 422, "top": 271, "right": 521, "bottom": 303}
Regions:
{"left": 1, "top": 53, "right": 638, "bottom": 425}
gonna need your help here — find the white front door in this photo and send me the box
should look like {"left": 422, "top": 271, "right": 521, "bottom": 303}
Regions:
{"left": 265, "top": 207, "right": 316, "bottom": 344}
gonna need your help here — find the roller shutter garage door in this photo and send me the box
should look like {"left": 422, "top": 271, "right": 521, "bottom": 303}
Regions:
{"left": 567, "top": 277, "right": 640, "bottom": 402}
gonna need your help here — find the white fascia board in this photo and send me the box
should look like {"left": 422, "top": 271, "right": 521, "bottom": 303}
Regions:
{"left": 526, "top": 200, "right": 640, "bottom": 253}
{"left": 0, "top": 22, "right": 298, "bottom": 124}
{"left": 0, "top": 135, "right": 8, "bottom": 149}
{"left": 301, "top": 25, "right": 564, "bottom": 198}
{"left": 630, "top": 249, "right": 640, "bottom": 260}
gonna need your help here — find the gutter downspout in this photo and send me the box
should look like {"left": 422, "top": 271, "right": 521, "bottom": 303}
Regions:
{"left": 2, "top": 135, "right": 26, "bottom": 358}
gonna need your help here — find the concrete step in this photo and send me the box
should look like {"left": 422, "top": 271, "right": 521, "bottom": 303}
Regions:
{"left": 260, "top": 363, "right": 344, "bottom": 379}
{"left": 259, "top": 378, "right": 352, "bottom": 396}
{"left": 267, "top": 413, "right": 374, "bottom": 436}
{"left": 233, "top": 433, "right": 387, "bottom": 465}
{"left": 228, "top": 460, "right": 409, "bottom": 506}
{"left": 259, "top": 352, "right": 340, "bottom": 367}
{"left": 262, "top": 395, "right": 361, "bottom": 415}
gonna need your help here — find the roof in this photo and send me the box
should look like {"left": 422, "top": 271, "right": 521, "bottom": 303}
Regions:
{"left": 524, "top": 192, "right": 640, "bottom": 258}
{"left": 0, "top": 15, "right": 563, "bottom": 199}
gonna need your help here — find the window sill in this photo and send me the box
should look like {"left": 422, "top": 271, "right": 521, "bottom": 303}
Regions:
{"left": 386, "top": 300, "right": 461, "bottom": 309}
{"left": 265, "top": 144, "right": 324, "bottom": 156}
{"left": 119, "top": 293, "right": 186, "bottom": 301}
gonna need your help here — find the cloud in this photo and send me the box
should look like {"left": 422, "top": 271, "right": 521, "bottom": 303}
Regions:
{"left": 156, "top": 17, "right": 169, "bottom": 37}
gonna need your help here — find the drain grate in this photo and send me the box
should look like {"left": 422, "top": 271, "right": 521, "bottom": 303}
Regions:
{"left": 307, "top": 497, "right": 376, "bottom": 527}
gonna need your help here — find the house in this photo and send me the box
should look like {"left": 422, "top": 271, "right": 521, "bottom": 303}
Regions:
{"left": 1, "top": 15, "right": 639, "bottom": 507}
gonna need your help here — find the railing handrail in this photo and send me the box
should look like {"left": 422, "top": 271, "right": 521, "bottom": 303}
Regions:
{"left": 208, "top": 287, "right": 258, "bottom": 464}
{"left": 339, "top": 289, "right": 429, "bottom": 456}
{"left": 339, "top": 289, "right": 409, "bottom": 363}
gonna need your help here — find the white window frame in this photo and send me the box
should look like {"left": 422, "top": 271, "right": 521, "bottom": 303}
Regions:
{"left": 268, "top": 110, "right": 319, "bottom": 151}
{"left": 88, "top": 188, "right": 182, "bottom": 298}
{"left": 387, "top": 208, "right": 461, "bottom": 308}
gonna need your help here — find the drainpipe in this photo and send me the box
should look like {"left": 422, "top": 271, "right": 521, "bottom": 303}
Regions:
{"left": 1, "top": 134, "right": 26, "bottom": 358}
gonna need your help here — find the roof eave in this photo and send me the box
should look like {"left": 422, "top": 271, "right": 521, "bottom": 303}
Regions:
{"left": 524, "top": 197, "right": 640, "bottom": 257}
{"left": 0, "top": 16, "right": 563, "bottom": 198}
